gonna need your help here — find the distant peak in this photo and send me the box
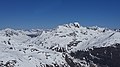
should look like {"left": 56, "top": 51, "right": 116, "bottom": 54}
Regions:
{"left": 3, "top": 28, "right": 16, "bottom": 33}
{"left": 4, "top": 28, "right": 14, "bottom": 31}
{"left": 60, "top": 22, "right": 80, "bottom": 28}
{"left": 68, "top": 22, "right": 80, "bottom": 28}
{"left": 73, "top": 22, "right": 80, "bottom": 28}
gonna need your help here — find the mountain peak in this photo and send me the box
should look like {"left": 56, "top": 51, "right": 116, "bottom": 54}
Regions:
{"left": 68, "top": 22, "right": 80, "bottom": 28}
{"left": 73, "top": 22, "right": 80, "bottom": 27}
{"left": 58, "top": 22, "right": 81, "bottom": 29}
{"left": 4, "top": 28, "right": 15, "bottom": 31}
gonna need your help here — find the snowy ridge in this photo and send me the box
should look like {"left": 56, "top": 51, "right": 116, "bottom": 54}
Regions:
{"left": 0, "top": 22, "right": 120, "bottom": 67}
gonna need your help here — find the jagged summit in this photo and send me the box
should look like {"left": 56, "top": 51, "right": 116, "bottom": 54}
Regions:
{"left": 73, "top": 22, "right": 80, "bottom": 27}
{"left": 60, "top": 22, "right": 80, "bottom": 28}
{"left": 67, "top": 22, "right": 80, "bottom": 28}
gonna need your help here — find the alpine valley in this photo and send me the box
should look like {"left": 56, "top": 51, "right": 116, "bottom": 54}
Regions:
{"left": 0, "top": 22, "right": 120, "bottom": 67}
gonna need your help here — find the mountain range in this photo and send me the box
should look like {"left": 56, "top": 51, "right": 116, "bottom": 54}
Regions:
{"left": 0, "top": 22, "right": 120, "bottom": 67}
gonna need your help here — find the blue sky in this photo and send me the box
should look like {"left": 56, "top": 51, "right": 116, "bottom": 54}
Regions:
{"left": 0, "top": 0, "right": 120, "bottom": 29}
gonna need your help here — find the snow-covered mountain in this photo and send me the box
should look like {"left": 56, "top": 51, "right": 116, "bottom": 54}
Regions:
{"left": 0, "top": 22, "right": 120, "bottom": 67}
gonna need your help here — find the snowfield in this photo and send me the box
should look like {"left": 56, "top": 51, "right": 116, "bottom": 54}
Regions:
{"left": 0, "top": 22, "right": 120, "bottom": 67}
